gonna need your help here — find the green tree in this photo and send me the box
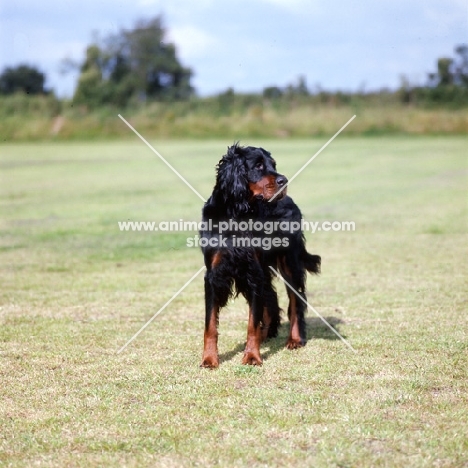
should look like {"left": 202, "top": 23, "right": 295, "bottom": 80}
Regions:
{"left": 0, "top": 64, "right": 47, "bottom": 95}
{"left": 412, "top": 44, "right": 468, "bottom": 107}
{"left": 118, "top": 17, "right": 193, "bottom": 100}
{"left": 430, "top": 58, "right": 454, "bottom": 86}
{"left": 73, "top": 45, "right": 106, "bottom": 105}
{"left": 427, "top": 44, "right": 468, "bottom": 88}
{"left": 73, "top": 15, "right": 193, "bottom": 107}
{"left": 263, "top": 86, "right": 283, "bottom": 99}
{"left": 454, "top": 44, "right": 468, "bottom": 86}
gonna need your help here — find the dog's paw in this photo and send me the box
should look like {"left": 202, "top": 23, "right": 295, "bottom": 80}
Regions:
{"left": 200, "top": 354, "right": 219, "bottom": 369}
{"left": 285, "top": 338, "right": 305, "bottom": 350}
{"left": 242, "top": 351, "right": 263, "bottom": 366}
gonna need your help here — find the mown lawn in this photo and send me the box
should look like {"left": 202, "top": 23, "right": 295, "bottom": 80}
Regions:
{"left": 0, "top": 137, "right": 467, "bottom": 467}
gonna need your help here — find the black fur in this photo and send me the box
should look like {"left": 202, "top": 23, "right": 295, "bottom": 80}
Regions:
{"left": 200, "top": 143, "right": 321, "bottom": 368}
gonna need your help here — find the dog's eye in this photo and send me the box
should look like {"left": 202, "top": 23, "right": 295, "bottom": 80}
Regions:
{"left": 255, "top": 162, "right": 263, "bottom": 170}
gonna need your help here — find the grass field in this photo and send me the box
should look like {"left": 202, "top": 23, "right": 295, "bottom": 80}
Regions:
{"left": 0, "top": 136, "right": 467, "bottom": 467}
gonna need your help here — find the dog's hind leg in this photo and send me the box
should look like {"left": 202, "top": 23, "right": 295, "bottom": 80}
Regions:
{"left": 242, "top": 304, "right": 264, "bottom": 366}
{"left": 279, "top": 256, "right": 307, "bottom": 349}
{"left": 285, "top": 287, "right": 307, "bottom": 349}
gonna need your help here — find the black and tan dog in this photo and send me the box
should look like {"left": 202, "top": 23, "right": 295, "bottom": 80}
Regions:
{"left": 200, "top": 144, "right": 320, "bottom": 368}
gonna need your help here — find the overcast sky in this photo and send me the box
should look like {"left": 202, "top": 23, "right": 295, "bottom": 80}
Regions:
{"left": 0, "top": 0, "right": 466, "bottom": 97}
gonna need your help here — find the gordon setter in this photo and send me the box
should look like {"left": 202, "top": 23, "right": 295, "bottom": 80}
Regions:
{"left": 200, "top": 143, "right": 321, "bottom": 368}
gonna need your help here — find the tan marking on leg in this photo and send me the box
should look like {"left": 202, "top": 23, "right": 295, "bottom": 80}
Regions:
{"left": 242, "top": 307, "right": 263, "bottom": 366}
{"left": 201, "top": 305, "right": 219, "bottom": 368}
{"left": 286, "top": 292, "right": 303, "bottom": 349}
{"left": 262, "top": 306, "right": 271, "bottom": 341}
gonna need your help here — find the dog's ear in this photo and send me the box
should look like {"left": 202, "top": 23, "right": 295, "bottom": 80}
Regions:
{"left": 214, "top": 144, "right": 250, "bottom": 216}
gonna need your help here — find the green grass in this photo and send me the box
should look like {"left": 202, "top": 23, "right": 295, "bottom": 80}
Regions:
{"left": 0, "top": 137, "right": 467, "bottom": 467}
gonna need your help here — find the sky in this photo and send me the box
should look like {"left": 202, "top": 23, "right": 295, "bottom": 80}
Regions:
{"left": 0, "top": 0, "right": 466, "bottom": 97}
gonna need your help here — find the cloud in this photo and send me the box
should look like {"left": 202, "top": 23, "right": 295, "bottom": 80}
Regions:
{"left": 168, "top": 25, "right": 218, "bottom": 61}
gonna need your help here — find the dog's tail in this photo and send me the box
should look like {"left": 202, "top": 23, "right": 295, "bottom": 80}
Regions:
{"left": 303, "top": 250, "right": 321, "bottom": 275}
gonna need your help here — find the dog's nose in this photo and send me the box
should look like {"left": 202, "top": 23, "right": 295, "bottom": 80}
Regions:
{"left": 276, "top": 175, "right": 288, "bottom": 186}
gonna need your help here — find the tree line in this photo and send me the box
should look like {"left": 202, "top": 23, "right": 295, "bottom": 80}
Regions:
{"left": 1, "top": 15, "right": 467, "bottom": 107}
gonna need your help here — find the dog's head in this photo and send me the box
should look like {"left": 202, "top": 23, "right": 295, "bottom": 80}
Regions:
{"left": 213, "top": 144, "right": 287, "bottom": 216}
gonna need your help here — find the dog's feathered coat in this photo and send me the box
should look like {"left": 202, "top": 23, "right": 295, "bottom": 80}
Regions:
{"left": 200, "top": 144, "right": 320, "bottom": 368}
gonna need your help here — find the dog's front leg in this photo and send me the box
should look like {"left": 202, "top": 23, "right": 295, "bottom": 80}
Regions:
{"left": 242, "top": 294, "right": 263, "bottom": 366}
{"left": 201, "top": 276, "right": 220, "bottom": 368}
